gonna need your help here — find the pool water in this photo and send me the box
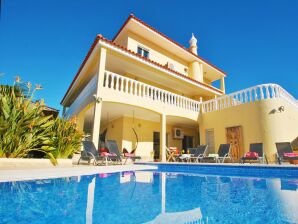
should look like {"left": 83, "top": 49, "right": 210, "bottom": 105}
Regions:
{"left": 1, "top": 171, "right": 298, "bottom": 224}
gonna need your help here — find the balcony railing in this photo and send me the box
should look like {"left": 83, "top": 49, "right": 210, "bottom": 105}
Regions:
{"left": 103, "top": 71, "right": 201, "bottom": 112}
{"left": 201, "top": 83, "right": 298, "bottom": 113}
{"left": 64, "top": 75, "right": 97, "bottom": 117}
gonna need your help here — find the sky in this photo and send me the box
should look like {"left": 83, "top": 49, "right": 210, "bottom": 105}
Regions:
{"left": 1, "top": 0, "right": 298, "bottom": 111}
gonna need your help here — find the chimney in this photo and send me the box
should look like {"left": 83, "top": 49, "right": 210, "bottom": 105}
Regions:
{"left": 189, "top": 33, "right": 198, "bottom": 55}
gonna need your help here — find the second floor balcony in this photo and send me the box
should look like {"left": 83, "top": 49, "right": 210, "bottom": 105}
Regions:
{"left": 65, "top": 71, "right": 201, "bottom": 120}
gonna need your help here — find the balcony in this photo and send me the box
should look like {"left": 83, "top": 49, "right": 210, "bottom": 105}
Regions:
{"left": 201, "top": 83, "right": 298, "bottom": 113}
{"left": 65, "top": 71, "right": 201, "bottom": 120}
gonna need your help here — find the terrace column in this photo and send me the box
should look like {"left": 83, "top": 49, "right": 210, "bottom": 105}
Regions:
{"left": 92, "top": 47, "right": 107, "bottom": 148}
{"left": 220, "top": 76, "right": 225, "bottom": 93}
{"left": 160, "top": 113, "right": 167, "bottom": 162}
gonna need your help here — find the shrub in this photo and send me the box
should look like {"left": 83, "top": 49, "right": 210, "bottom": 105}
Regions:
{"left": 0, "top": 78, "right": 84, "bottom": 165}
{"left": 50, "top": 117, "right": 83, "bottom": 158}
{"left": 0, "top": 85, "right": 56, "bottom": 164}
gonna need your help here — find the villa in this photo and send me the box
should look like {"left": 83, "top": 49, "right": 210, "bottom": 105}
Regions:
{"left": 61, "top": 14, "right": 298, "bottom": 163}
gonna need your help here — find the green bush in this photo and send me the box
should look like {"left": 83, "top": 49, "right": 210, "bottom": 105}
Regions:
{"left": 0, "top": 85, "right": 56, "bottom": 163}
{"left": 0, "top": 81, "right": 83, "bottom": 165}
{"left": 50, "top": 117, "right": 83, "bottom": 159}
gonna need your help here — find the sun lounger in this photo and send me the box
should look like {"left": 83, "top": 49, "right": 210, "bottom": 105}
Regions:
{"left": 276, "top": 142, "right": 298, "bottom": 164}
{"left": 123, "top": 148, "right": 141, "bottom": 163}
{"left": 106, "top": 140, "right": 141, "bottom": 164}
{"left": 203, "top": 144, "right": 232, "bottom": 163}
{"left": 78, "top": 141, "right": 117, "bottom": 165}
{"left": 188, "top": 145, "right": 208, "bottom": 163}
{"left": 240, "top": 143, "right": 268, "bottom": 164}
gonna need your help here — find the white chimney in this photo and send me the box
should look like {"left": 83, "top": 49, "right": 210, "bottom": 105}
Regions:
{"left": 189, "top": 33, "right": 198, "bottom": 55}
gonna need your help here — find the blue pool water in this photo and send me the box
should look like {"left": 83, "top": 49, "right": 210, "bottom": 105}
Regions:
{"left": 1, "top": 169, "right": 298, "bottom": 224}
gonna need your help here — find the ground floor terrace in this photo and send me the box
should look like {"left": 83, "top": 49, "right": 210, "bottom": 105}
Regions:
{"left": 65, "top": 72, "right": 298, "bottom": 164}
{"left": 76, "top": 101, "right": 200, "bottom": 162}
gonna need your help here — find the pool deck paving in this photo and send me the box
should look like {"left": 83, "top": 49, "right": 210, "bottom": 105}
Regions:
{"left": 1, "top": 161, "right": 297, "bottom": 183}
{"left": 0, "top": 164, "right": 158, "bottom": 183}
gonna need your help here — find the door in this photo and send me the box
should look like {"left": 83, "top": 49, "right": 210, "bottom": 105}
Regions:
{"left": 205, "top": 129, "right": 215, "bottom": 153}
{"left": 226, "top": 126, "right": 244, "bottom": 160}
{"left": 153, "top": 132, "right": 168, "bottom": 160}
{"left": 182, "top": 136, "right": 194, "bottom": 151}
{"left": 153, "top": 132, "right": 160, "bottom": 160}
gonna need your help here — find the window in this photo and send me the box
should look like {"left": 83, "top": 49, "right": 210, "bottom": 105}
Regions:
{"left": 137, "top": 46, "right": 149, "bottom": 58}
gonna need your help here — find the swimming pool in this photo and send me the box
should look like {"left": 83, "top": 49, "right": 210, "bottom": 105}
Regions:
{"left": 1, "top": 166, "right": 298, "bottom": 224}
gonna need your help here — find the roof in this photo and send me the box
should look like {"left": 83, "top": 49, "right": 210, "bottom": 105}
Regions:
{"left": 61, "top": 15, "right": 226, "bottom": 105}
{"left": 61, "top": 35, "right": 223, "bottom": 105}
{"left": 113, "top": 14, "right": 227, "bottom": 76}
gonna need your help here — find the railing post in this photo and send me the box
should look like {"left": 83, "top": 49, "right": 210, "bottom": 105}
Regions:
{"left": 125, "top": 79, "right": 128, "bottom": 93}
{"left": 115, "top": 75, "right": 119, "bottom": 91}
{"left": 265, "top": 85, "right": 270, "bottom": 99}
{"left": 104, "top": 72, "right": 108, "bottom": 87}
{"left": 271, "top": 85, "right": 276, "bottom": 98}
{"left": 110, "top": 74, "right": 115, "bottom": 89}
{"left": 254, "top": 87, "right": 258, "bottom": 101}
{"left": 260, "top": 86, "right": 264, "bottom": 100}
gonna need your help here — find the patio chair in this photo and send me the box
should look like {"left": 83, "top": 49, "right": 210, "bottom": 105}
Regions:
{"left": 276, "top": 142, "right": 298, "bottom": 164}
{"left": 166, "top": 147, "right": 180, "bottom": 162}
{"left": 78, "top": 141, "right": 117, "bottom": 165}
{"left": 240, "top": 143, "right": 268, "bottom": 164}
{"left": 203, "top": 144, "right": 232, "bottom": 163}
{"left": 106, "top": 140, "right": 141, "bottom": 164}
{"left": 188, "top": 145, "right": 208, "bottom": 163}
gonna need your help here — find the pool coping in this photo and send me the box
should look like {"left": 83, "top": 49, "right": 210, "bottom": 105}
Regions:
{"left": 136, "top": 161, "right": 298, "bottom": 168}
{"left": 0, "top": 164, "right": 158, "bottom": 183}
{"left": 136, "top": 162, "right": 298, "bottom": 178}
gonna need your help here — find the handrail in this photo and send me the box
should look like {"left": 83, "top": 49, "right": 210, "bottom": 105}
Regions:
{"left": 201, "top": 83, "right": 298, "bottom": 113}
{"left": 103, "top": 71, "right": 201, "bottom": 112}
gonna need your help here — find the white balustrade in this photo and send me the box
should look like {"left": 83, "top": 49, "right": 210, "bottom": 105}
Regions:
{"left": 103, "top": 71, "right": 201, "bottom": 112}
{"left": 201, "top": 83, "right": 298, "bottom": 113}
{"left": 65, "top": 73, "right": 297, "bottom": 118}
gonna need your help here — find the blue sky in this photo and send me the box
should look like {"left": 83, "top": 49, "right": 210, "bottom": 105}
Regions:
{"left": 0, "top": 0, "right": 297, "bottom": 110}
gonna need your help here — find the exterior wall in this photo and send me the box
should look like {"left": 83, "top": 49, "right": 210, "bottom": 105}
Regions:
{"left": 76, "top": 103, "right": 94, "bottom": 133}
{"left": 200, "top": 98, "right": 298, "bottom": 162}
{"left": 126, "top": 32, "right": 189, "bottom": 76}
{"left": 100, "top": 116, "right": 198, "bottom": 161}
{"left": 100, "top": 117, "right": 124, "bottom": 150}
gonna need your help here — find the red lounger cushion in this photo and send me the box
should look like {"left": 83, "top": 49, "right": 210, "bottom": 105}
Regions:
{"left": 284, "top": 153, "right": 298, "bottom": 158}
{"left": 99, "top": 148, "right": 109, "bottom": 153}
{"left": 245, "top": 152, "right": 259, "bottom": 158}
{"left": 124, "top": 153, "right": 134, "bottom": 157}
{"left": 100, "top": 152, "right": 117, "bottom": 157}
